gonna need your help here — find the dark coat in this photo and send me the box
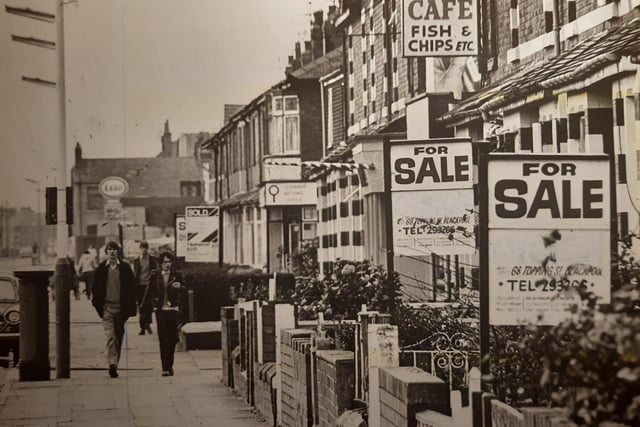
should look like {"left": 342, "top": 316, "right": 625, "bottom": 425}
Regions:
{"left": 152, "top": 270, "right": 188, "bottom": 323}
{"left": 92, "top": 259, "right": 137, "bottom": 319}
{"left": 133, "top": 255, "right": 158, "bottom": 285}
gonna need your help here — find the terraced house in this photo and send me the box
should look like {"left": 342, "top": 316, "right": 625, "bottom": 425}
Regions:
{"left": 206, "top": 0, "right": 640, "bottom": 304}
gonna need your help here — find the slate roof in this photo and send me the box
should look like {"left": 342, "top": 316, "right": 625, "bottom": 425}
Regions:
{"left": 288, "top": 47, "right": 344, "bottom": 80}
{"left": 224, "top": 104, "right": 245, "bottom": 125}
{"left": 218, "top": 188, "right": 260, "bottom": 208}
{"left": 72, "top": 157, "right": 202, "bottom": 199}
{"left": 440, "top": 18, "right": 640, "bottom": 123}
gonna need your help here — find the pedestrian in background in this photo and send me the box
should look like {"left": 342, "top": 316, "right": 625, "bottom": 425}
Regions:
{"left": 153, "top": 251, "right": 186, "bottom": 377}
{"left": 133, "top": 240, "right": 157, "bottom": 335}
{"left": 92, "top": 241, "right": 137, "bottom": 378}
{"left": 77, "top": 249, "right": 97, "bottom": 299}
{"left": 66, "top": 255, "right": 80, "bottom": 300}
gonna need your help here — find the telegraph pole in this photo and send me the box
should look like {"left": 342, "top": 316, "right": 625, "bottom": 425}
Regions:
{"left": 54, "top": 0, "right": 70, "bottom": 379}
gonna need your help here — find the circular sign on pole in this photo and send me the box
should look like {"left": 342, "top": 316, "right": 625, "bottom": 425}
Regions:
{"left": 99, "top": 176, "right": 129, "bottom": 198}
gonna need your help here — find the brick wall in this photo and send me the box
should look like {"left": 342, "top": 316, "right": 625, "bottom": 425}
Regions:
{"left": 378, "top": 367, "right": 451, "bottom": 427}
{"left": 232, "top": 346, "right": 248, "bottom": 400}
{"left": 316, "top": 350, "right": 355, "bottom": 427}
{"left": 221, "top": 306, "right": 238, "bottom": 387}
{"left": 280, "top": 329, "right": 314, "bottom": 427}
{"left": 292, "top": 80, "right": 323, "bottom": 162}
{"left": 255, "top": 362, "right": 277, "bottom": 426}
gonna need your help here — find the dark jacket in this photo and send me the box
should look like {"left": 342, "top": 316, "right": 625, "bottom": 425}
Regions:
{"left": 133, "top": 255, "right": 158, "bottom": 285}
{"left": 92, "top": 259, "right": 137, "bottom": 319}
{"left": 152, "top": 270, "right": 188, "bottom": 323}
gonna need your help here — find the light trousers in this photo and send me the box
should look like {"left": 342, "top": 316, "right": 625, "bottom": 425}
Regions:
{"left": 102, "top": 306, "right": 126, "bottom": 366}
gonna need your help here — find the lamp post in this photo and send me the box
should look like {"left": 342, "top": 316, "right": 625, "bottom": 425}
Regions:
{"left": 24, "top": 178, "right": 41, "bottom": 265}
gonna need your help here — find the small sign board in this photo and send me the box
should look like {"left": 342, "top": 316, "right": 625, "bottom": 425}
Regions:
{"left": 99, "top": 176, "right": 129, "bottom": 199}
{"left": 402, "top": 0, "right": 479, "bottom": 56}
{"left": 175, "top": 214, "right": 187, "bottom": 258}
{"left": 260, "top": 182, "right": 317, "bottom": 206}
{"left": 185, "top": 206, "right": 219, "bottom": 262}
{"left": 390, "top": 138, "right": 474, "bottom": 256}
{"left": 104, "top": 199, "right": 124, "bottom": 220}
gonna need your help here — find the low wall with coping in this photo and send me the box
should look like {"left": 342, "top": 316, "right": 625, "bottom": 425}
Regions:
{"left": 316, "top": 350, "right": 355, "bottom": 427}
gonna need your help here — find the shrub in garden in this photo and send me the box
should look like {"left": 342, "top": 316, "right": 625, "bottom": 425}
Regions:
{"left": 490, "top": 235, "right": 640, "bottom": 425}
{"left": 179, "top": 262, "right": 233, "bottom": 321}
{"left": 292, "top": 259, "right": 402, "bottom": 321}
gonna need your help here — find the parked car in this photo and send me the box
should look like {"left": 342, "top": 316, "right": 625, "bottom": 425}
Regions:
{"left": 0, "top": 272, "right": 20, "bottom": 366}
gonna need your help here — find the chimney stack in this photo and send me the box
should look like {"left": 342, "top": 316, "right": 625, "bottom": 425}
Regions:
{"left": 324, "top": 6, "right": 340, "bottom": 53}
{"left": 311, "top": 10, "right": 324, "bottom": 59}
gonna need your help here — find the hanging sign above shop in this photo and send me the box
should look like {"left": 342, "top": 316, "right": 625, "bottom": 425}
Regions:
{"left": 402, "top": 0, "right": 479, "bottom": 56}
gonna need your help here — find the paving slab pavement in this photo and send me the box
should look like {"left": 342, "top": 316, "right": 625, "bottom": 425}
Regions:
{"left": 0, "top": 295, "right": 265, "bottom": 426}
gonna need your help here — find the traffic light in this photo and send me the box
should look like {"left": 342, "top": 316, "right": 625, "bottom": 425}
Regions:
{"left": 66, "top": 186, "right": 73, "bottom": 225}
{"left": 45, "top": 187, "right": 57, "bottom": 225}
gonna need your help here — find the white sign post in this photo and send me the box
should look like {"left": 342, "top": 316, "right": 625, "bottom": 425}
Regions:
{"left": 486, "top": 155, "right": 611, "bottom": 325}
{"left": 402, "top": 0, "right": 479, "bottom": 56}
{"left": 390, "top": 138, "right": 474, "bottom": 256}
{"left": 185, "top": 206, "right": 219, "bottom": 263}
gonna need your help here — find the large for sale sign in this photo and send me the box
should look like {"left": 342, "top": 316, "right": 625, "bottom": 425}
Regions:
{"left": 185, "top": 206, "right": 219, "bottom": 263}
{"left": 402, "top": 0, "right": 479, "bottom": 56}
{"left": 486, "top": 155, "right": 611, "bottom": 325}
{"left": 390, "top": 138, "right": 474, "bottom": 255}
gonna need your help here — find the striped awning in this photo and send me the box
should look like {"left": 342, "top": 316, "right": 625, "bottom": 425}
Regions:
{"left": 263, "top": 160, "right": 375, "bottom": 172}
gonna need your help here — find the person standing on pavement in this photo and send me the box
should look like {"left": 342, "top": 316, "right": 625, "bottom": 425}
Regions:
{"left": 153, "top": 251, "right": 186, "bottom": 377}
{"left": 92, "top": 241, "right": 137, "bottom": 378}
{"left": 77, "top": 249, "right": 97, "bottom": 299}
{"left": 133, "top": 241, "right": 157, "bottom": 335}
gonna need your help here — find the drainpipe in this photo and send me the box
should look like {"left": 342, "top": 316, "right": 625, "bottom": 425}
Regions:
{"left": 553, "top": 0, "right": 561, "bottom": 56}
{"left": 319, "top": 74, "right": 327, "bottom": 158}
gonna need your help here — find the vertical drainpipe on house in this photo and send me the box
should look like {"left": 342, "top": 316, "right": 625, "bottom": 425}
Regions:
{"left": 385, "top": 1, "right": 394, "bottom": 123}
{"left": 341, "top": 27, "right": 350, "bottom": 141}
{"left": 552, "top": 0, "right": 561, "bottom": 56}
{"left": 382, "top": 136, "right": 395, "bottom": 274}
{"left": 320, "top": 75, "right": 327, "bottom": 159}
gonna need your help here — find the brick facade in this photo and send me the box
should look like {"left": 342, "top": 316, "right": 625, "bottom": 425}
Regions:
{"left": 316, "top": 350, "right": 355, "bottom": 427}
{"left": 221, "top": 306, "right": 238, "bottom": 387}
{"left": 378, "top": 367, "right": 451, "bottom": 427}
{"left": 254, "top": 362, "right": 277, "bottom": 426}
{"left": 280, "top": 329, "right": 314, "bottom": 427}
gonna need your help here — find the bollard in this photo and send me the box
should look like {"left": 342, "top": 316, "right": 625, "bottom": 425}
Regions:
{"left": 55, "top": 258, "right": 71, "bottom": 378}
{"left": 13, "top": 266, "right": 53, "bottom": 381}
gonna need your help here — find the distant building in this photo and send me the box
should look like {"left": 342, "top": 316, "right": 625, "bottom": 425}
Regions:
{"left": 70, "top": 121, "right": 210, "bottom": 258}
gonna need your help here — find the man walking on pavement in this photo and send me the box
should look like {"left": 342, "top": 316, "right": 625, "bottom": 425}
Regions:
{"left": 133, "top": 240, "right": 157, "bottom": 335}
{"left": 91, "top": 241, "right": 137, "bottom": 378}
{"left": 153, "top": 251, "right": 186, "bottom": 377}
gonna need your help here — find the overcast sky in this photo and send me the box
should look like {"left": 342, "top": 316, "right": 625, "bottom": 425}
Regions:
{"left": 0, "top": 0, "right": 334, "bottom": 211}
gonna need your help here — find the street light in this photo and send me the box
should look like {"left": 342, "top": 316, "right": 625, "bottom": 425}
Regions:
{"left": 23, "top": 178, "right": 41, "bottom": 265}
